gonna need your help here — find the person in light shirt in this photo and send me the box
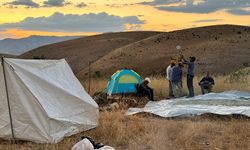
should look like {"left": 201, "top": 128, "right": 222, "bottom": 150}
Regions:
{"left": 166, "top": 60, "right": 176, "bottom": 98}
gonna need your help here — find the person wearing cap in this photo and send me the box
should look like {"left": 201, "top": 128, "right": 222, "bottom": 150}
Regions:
{"left": 138, "top": 77, "right": 155, "bottom": 101}
{"left": 181, "top": 55, "right": 196, "bottom": 97}
{"left": 166, "top": 60, "right": 175, "bottom": 98}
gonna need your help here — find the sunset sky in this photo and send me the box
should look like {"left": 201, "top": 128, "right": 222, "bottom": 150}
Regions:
{"left": 0, "top": 0, "right": 249, "bottom": 39}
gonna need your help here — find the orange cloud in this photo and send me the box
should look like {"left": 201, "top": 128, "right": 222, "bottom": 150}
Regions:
{"left": 1, "top": 28, "right": 99, "bottom": 39}
{"left": 0, "top": 0, "right": 249, "bottom": 39}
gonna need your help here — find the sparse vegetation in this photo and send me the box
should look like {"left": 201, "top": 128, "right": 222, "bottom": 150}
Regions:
{"left": 227, "top": 68, "right": 250, "bottom": 83}
{"left": 77, "top": 25, "right": 250, "bottom": 78}
{"left": 94, "top": 71, "right": 102, "bottom": 78}
{"left": 83, "top": 69, "right": 250, "bottom": 99}
{"left": 0, "top": 73, "right": 250, "bottom": 149}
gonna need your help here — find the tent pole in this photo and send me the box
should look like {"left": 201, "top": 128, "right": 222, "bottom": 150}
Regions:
{"left": 88, "top": 61, "right": 91, "bottom": 94}
{"left": 1, "top": 57, "right": 15, "bottom": 143}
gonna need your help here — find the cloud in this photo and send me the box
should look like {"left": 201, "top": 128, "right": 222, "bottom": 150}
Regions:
{"left": 75, "top": 2, "right": 87, "bottom": 8}
{"left": 140, "top": 0, "right": 250, "bottom": 15}
{"left": 3, "top": 0, "right": 39, "bottom": 8}
{"left": 140, "top": 0, "right": 181, "bottom": 5}
{"left": 106, "top": 4, "right": 122, "bottom": 8}
{"left": 105, "top": 3, "right": 136, "bottom": 8}
{"left": 227, "top": 8, "right": 250, "bottom": 15}
{"left": 192, "top": 19, "right": 223, "bottom": 23}
{"left": 43, "top": 0, "right": 70, "bottom": 7}
{"left": 0, "top": 33, "right": 15, "bottom": 40}
{"left": 0, "top": 12, "right": 145, "bottom": 33}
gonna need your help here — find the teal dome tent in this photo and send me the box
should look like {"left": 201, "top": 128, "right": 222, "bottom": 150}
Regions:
{"left": 106, "top": 69, "right": 142, "bottom": 96}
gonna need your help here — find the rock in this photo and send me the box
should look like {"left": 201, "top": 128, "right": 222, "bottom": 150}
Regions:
{"left": 100, "top": 102, "right": 119, "bottom": 111}
{"left": 110, "top": 102, "right": 119, "bottom": 110}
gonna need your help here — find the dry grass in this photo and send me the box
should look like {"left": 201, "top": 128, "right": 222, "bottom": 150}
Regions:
{"left": 83, "top": 74, "right": 250, "bottom": 100}
{"left": 1, "top": 74, "right": 250, "bottom": 150}
{"left": 1, "top": 111, "right": 250, "bottom": 150}
{"left": 82, "top": 78, "right": 108, "bottom": 96}
{"left": 150, "top": 74, "right": 250, "bottom": 100}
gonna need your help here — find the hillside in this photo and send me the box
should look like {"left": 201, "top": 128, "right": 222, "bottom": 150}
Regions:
{"left": 20, "top": 31, "right": 160, "bottom": 74}
{"left": 78, "top": 25, "right": 250, "bottom": 78}
{"left": 0, "top": 53, "right": 16, "bottom": 58}
{"left": 0, "top": 35, "right": 80, "bottom": 55}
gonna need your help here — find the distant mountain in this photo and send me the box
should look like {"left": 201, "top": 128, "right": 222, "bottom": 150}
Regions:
{"left": 0, "top": 53, "right": 16, "bottom": 58}
{"left": 0, "top": 35, "right": 81, "bottom": 55}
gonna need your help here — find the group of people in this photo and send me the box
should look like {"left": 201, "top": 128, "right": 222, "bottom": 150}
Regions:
{"left": 167, "top": 55, "right": 196, "bottom": 98}
{"left": 138, "top": 55, "right": 215, "bottom": 101}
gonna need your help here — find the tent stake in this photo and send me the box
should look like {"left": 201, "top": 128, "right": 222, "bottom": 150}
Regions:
{"left": 1, "top": 57, "right": 15, "bottom": 144}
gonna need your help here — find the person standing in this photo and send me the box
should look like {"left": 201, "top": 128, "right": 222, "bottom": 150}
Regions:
{"left": 171, "top": 62, "right": 184, "bottom": 98}
{"left": 166, "top": 61, "right": 175, "bottom": 98}
{"left": 181, "top": 55, "right": 196, "bottom": 97}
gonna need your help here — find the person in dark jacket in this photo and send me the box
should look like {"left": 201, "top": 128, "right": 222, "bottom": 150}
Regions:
{"left": 181, "top": 55, "right": 196, "bottom": 97}
{"left": 138, "top": 78, "right": 154, "bottom": 101}
{"left": 199, "top": 72, "right": 215, "bottom": 94}
{"left": 171, "top": 63, "right": 185, "bottom": 97}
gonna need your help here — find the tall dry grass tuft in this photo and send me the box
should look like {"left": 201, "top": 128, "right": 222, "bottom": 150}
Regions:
{"left": 81, "top": 79, "right": 108, "bottom": 96}
{"left": 150, "top": 74, "right": 250, "bottom": 100}
{"left": 212, "top": 75, "right": 250, "bottom": 92}
{"left": 85, "top": 111, "right": 146, "bottom": 149}
{"left": 84, "top": 73, "right": 250, "bottom": 100}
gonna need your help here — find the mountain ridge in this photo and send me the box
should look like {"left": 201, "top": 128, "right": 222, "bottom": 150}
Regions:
{"left": 20, "top": 31, "right": 161, "bottom": 74}
{"left": 0, "top": 35, "right": 81, "bottom": 55}
{"left": 78, "top": 25, "right": 250, "bottom": 78}
{"left": 20, "top": 25, "right": 250, "bottom": 78}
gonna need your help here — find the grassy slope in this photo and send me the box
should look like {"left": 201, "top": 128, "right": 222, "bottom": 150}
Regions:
{"left": 0, "top": 54, "right": 16, "bottom": 58}
{"left": 79, "top": 25, "right": 250, "bottom": 78}
{"left": 20, "top": 31, "right": 161, "bottom": 74}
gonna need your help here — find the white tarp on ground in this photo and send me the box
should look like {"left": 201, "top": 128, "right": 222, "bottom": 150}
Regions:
{"left": 0, "top": 58, "right": 99, "bottom": 143}
{"left": 127, "top": 91, "right": 250, "bottom": 118}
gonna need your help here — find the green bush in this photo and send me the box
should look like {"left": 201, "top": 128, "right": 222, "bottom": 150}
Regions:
{"left": 228, "top": 68, "right": 249, "bottom": 83}
{"left": 95, "top": 71, "right": 101, "bottom": 78}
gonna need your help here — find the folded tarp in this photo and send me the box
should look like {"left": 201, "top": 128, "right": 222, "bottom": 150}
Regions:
{"left": 127, "top": 91, "right": 250, "bottom": 118}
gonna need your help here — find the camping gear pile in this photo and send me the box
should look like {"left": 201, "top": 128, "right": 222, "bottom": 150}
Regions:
{"left": 0, "top": 58, "right": 99, "bottom": 143}
{"left": 72, "top": 136, "right": 115, "bottom": 150}
{"left": 127, "top": 91, "right": 250, "bottom": 118}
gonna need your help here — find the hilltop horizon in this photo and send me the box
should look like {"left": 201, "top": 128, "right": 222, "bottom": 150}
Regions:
{"left": 19, "top": 24, "right": 250, "bottom": 78}
{"left": 1, "top": 24, "right": 249, "bottom": 40}
{"left": 0, "top": 35, "right": 81, "bottom": 55}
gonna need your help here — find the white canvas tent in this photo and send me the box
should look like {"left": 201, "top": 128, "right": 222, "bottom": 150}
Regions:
{"left": 0, "top": 58, "right": 99, "bottom": 143}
